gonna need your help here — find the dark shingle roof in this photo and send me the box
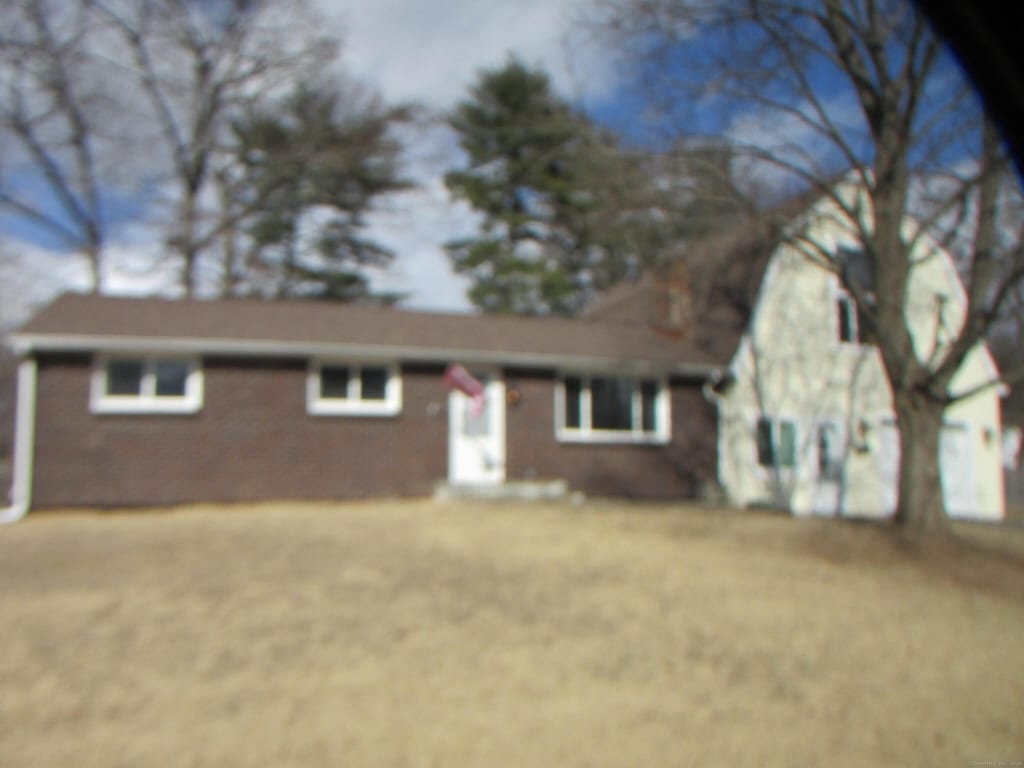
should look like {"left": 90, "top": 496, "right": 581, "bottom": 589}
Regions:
{"left": 583, "top": 220, "right": 779, "bottom": 365}
{"left": 13, "top": 293, "right": 732, "bottom": 373}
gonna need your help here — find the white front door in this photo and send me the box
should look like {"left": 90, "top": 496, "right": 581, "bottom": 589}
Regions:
{"left": 448, "top": 371, "right": 505, "bottom": 485}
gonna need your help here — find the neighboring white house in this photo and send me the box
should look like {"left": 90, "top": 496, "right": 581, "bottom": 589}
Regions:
{"left": 712, "top": 191, "right": 1005, "bottom": 520}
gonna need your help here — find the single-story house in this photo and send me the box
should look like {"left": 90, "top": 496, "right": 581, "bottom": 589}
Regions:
{"left": 3, "top": 292, "right": 731, "bottom": 517}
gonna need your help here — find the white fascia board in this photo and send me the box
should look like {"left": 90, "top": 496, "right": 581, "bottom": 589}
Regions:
{"left": 9, "top": 333, "right": 723, "bottom": 379}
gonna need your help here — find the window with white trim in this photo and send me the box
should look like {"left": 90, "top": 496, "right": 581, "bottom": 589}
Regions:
{"left": 307, "top": 361, "right": 401, "bottom": 416}
{"left": 557, "top": 374, "right": 669, "bottom": 443}
{"left": 834, "top": 287, "right": 877, "bottom": 346}
{"left": 756, "top": 416, "right": 797, "bottom": 468}
{"left": 91, "top": 355, "right": 202, "bottom": 414}
{"left": 836, "top": 292, "right": 859, "bottom": 344}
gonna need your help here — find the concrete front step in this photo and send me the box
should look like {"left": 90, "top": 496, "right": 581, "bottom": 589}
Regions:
{"left": 434, "top": 479, "right": 571, "bottom": 502}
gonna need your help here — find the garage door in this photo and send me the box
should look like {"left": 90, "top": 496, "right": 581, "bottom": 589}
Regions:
{"left": 875, "top": 421, "right": 976, "bottom": 517}
{"left": 939, "top": 424, "right": 976, "bottom": 518}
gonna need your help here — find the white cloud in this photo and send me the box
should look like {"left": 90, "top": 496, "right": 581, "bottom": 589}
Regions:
{"left": 0, "top": 244, "right": 88, "bottom": 330}
{"left": 321, "top": 0, "right": 619, "bottom": 111}
{"left": 0, "top": 233, "right": 182, "bottom": 330}
{"left": 364, "top": 122, "right": 478, "bottom": 310}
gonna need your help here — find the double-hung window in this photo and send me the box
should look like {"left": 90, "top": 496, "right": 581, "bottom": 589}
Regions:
{"left": 308, "top": 361, "right": 401, "bottom": 416}
{"left": 756, "top": 416, "right": 797, "bottom": 468}
{"left": 558, "top": 374, "right": 668, "bottom": 443}
{"left": 91, "top": 355, "right": 202, "bottom": 414}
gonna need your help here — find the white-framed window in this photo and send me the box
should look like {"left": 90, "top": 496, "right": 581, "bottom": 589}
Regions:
{"left": 836, "top": 291, "right": 859, "bottom": 344}
{"left": 91, "top": 354, "right": 203, "bottom": 414}
{"left": 756, "top": 416, "right": 797, "bottom": 468}
{"left": 556, "top": 373, "right": 670, "bottom": 444}
{"left": 307, "top": 360, "right": 402, "bottom": 417}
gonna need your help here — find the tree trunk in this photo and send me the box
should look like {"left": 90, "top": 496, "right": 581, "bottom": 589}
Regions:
{"left": 217, "top": 175, "right": 238, "bottom": 297}
{"left": 182, "top": 247, "right": 198, "bottom": 299}
{"left": 179, "top": 186, "right": 199, "bottom": 299}
{"left": 219, "top": 228, "right": 237, "bottom": 298}
{"left": 86, "top": 240, "right": 102, "bottom": 294}
{"left": 892, "top": 388, "right": 948, "bottom": 532}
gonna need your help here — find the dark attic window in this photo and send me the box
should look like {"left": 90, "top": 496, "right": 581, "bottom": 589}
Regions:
{"left": 839, "top": 246, "right": 874, "bottom": 293}
{"left": 837, "top": 246, "right": 878, "bottom": 346}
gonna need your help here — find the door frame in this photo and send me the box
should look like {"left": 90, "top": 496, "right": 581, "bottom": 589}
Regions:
{"left": 447, "top": 367, "right": 506, "bottom": 485}
{"left": 811, "top": 417, "right": 845, "bottom": 516}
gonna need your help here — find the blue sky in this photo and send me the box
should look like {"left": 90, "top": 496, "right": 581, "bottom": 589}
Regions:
{"left": 0, "top": 173, "right": 150, "bottom": 252}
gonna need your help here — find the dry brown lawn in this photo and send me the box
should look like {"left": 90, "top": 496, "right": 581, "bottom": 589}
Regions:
{"left": 1, "top": 500, "right": 1023, "bottom": 767}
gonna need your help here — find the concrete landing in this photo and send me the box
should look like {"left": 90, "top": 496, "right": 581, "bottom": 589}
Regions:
{"left": 434, "top": 479, "right": 571, "bottom": 502}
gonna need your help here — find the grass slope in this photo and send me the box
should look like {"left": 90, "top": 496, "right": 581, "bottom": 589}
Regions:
{"left": 1, "top": 500, "right": 1022, "bottom": 767}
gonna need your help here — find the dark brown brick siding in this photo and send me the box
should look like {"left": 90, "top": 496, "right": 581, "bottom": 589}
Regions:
{"left": 30, "top": 355, "right": 717, "bottom": 508}
{"left": 504, "top": 369, "right": 717, "bottom": 499}
{"left": 32, "top": 356, "right": 450, "bottom": 508}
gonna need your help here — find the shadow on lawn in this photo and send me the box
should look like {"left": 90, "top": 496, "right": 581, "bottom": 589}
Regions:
{"left": 792, "top": 515, "right": 1024, "bottom": 602}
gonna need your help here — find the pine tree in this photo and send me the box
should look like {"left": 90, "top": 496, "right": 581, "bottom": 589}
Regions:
{"left": 230, "top": 84, "right": 410, "bottom": 300}
{"left": 446, "top": 58, "right": 659, "bottom": 315}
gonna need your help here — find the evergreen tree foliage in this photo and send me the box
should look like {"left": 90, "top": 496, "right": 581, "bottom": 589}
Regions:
{"left": 231, "top": 83, "right": 411, "bottom": 300}
{"left": 445, "top": 57, "right": 664, "bottom": 315}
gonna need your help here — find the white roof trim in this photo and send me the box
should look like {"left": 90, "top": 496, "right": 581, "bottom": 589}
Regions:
{"left": 9, "top": 332, "right": 721, "bottom": 378}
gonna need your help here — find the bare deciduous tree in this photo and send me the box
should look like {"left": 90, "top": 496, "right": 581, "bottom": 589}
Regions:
{"left": 95, "top": 0, "right": 337, "bottom": 297}
{"left": 591, "top": 0, "right": 1024, "bottom": 531}
{"left": 0, "top": 0, "right": 112, "bottom": 290}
